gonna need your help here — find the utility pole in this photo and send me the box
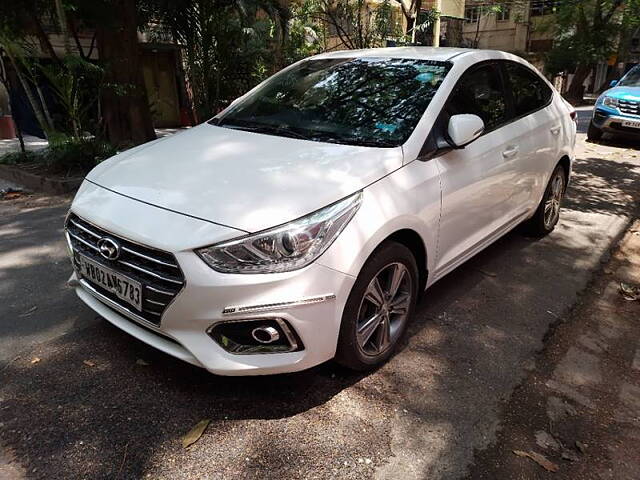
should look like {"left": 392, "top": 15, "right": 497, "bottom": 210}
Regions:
{"left": 432, "top": 0, "right": 442, "bottom": 47}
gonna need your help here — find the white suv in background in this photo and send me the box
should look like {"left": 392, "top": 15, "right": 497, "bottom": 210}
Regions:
{"left": 65, "top": 47, "right": 576, "bottom": 375}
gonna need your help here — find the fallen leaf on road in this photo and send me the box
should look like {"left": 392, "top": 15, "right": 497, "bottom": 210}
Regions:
{"left": 83, "top": 360, "right": 96, "bottom": 367}
{"left": 30, "top": 357, "right": 41, "bottom": 364}
{"left": 513, "top": 450, "right": 559, "bottom": 472}
{"left": 182, "top": 419, "right": 210, "bottom": 448}
{"left": 619, "top": 282, "right": 640, "bottom": 301}
{"left": 19, "top": 306, "right": 38, "bottom": 317}
{"left": 136, "top": 359, "right": 150, "bottom": 366}
{"left": 476, "top": 269, "right": 497, "bottom": 277}
{"left": 561, "top": 449, "right": 579, "bottom": 462}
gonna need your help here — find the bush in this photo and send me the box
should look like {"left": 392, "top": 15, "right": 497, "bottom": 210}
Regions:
{"left": 0, "top": 150, "right": 41, "bottom": 165}
{"left": 44, "top": 136, "right": 117, "bottom": 173}
{"left": 0, "top": 136, "right": 117, "bottom": 176}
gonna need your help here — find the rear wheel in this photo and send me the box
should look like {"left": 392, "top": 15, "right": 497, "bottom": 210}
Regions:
{"left": 587, "top": 120, "right": 603, "bottom": 141}
{"left": 526, "top": 165, "right": 566, "bottom": 237}
{"left": 335, "top": 242, "right": 418, "bottom": 371}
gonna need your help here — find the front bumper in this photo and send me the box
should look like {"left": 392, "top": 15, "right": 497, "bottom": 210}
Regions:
{"left": 592, "top": 109, "right": 640, "bottom": 135}
{"left": 70, "top": 256, "right": 355, "bottom": 375}
{"left": 67, "top": 181, "right": 356, "bottom": 375}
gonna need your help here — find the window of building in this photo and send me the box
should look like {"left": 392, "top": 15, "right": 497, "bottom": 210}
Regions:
{"left": 465, "top": 6, "right": 480, "bottom": 23}
{"left": 530, "top": 0, "right": 557, "bottom": 17}
{"left": 497, "top": 6, "right": 510, "bottom": 21}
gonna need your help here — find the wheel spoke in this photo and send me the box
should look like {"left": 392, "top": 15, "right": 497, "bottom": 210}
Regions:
{"left": 387, "top": 264, "right": 406, "bottom": 300}
{"left": 376, "top": 315, "right": 391, "bottom": 352}
{"left": 364, "top": 277, "right": 385, "bottom": 308}
{"left": 357, "top": 312, "right": 384, "bottom": 346}
{"left": 389, "top": 292, "right": 410, "bottom": 315}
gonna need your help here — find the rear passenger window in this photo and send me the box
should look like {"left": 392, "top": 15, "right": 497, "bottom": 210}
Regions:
{"left": 447, "top": 64, "right": 508, "bottom": 132}
{"left": 505, "top": 62, "right": 552, "bottom": 117}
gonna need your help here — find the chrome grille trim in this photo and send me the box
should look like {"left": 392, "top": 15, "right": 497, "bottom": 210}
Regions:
{"left": 619, "top": 99, "right": 640, "bottom": 116}
{"left": 65, "top": 213, "right": 186, "bottom": 326}
{"left": 117, "top": 259, "right": 183, "bottom": 285}
{"left": 146, "top": 285, "right": 175, "bottom": 296}
{"left": 121, "top": 245, "right": 179, "bottom": 268}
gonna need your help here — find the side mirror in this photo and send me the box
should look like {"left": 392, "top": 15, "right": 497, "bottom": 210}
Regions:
{"left": 448, "top": 114, "right": 485, "bottom": 148}
{"left": 610, "top": 80, "right": 619, "bottom": 88}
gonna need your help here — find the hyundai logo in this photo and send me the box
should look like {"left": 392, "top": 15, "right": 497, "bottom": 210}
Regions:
{"left": 97, "top": 237, "right": 121, "bottom": 261}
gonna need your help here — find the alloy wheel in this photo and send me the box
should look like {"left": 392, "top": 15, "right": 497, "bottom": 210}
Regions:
{"left": 544, "top": 173, "right": 564, "bottom": 229}
{"left": 356, "top": 262, "right": 413, "bottom": 357}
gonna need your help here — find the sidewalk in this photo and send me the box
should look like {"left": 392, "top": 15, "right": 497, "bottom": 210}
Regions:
{"left": 467, "top": 221, "right": 640, "bottom": 479}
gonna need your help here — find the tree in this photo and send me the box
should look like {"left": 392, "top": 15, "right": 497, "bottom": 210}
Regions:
{"left": 311, "top": 0, "right": 402, "bottom": 49}
{"left": 545, "top": 0, "right": 640, "bottom": 101}
{"left": 152, "top": 0, "right": 290, "bottom": 119}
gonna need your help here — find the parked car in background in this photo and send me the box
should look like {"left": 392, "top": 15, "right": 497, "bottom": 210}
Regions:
{"left": 65, "top": 47, "right": 576, "bottom": 375}
{"left": 589, "top": 65, "right": 640, "bottom": 141}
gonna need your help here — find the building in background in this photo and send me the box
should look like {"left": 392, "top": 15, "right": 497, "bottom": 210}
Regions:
{"left": 419, "top": 0, "right": 466, "bottom": 47}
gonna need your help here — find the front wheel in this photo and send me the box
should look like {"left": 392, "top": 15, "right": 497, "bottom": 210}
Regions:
{"left": 335, "top": 241, "right": 418, "bottom": 371}
{"left": 587, "top": 120, "right": 603, "bottom": 141}
{"left": 526, "top": 165, "right": 566, "bottom": 237}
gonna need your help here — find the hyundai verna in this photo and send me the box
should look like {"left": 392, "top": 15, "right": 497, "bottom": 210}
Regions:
{"left": 65, "top": 48, "right": 576, "bottom": 375}
{"left": 588, "top": 64, "right": 640, "bottom": 141}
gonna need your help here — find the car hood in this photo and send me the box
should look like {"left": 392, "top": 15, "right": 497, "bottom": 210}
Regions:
{"left": 87, "top": 124, "right": 404, "bottom": 233}
{"left": 605, "top": 86, "right": 640, "bottom": 100}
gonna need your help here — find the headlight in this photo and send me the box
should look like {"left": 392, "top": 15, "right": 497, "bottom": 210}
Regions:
{"left": 603, "top": 96, "right": 618, "bottom": 109}
{"left": 197, "top": 192, "right": 362, "bottom": 273}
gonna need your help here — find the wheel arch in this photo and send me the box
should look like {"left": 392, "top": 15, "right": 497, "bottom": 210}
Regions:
{"left": 557, "top": 155, "right": 571, "bottom": 191}
{"left": 381, "top": 229, "right": 429, "bottom": 293}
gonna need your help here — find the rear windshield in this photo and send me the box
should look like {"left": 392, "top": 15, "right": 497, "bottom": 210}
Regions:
{"left": 212, "top": 57, "right": 452, "bottom": 148}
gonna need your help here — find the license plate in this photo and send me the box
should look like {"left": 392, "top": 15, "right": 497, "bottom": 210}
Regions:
{"left": 75, "top": 253, "right": 142, "bottom": 311}
{"left": 622, "top": 120, "right": 640, "bottom": 129}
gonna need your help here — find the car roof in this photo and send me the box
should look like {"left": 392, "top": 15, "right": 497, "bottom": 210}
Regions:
{"left": 312, "top": 47, "right": 500, "bottom": 63}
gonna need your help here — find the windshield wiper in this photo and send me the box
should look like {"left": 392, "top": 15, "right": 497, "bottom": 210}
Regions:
{"left": 218, "top": 120, "right": 313, "bottom": 141}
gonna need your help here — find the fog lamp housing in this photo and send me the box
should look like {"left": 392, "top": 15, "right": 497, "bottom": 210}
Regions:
{"left": 207, "top": 318, "right": 303, "bottom": 354}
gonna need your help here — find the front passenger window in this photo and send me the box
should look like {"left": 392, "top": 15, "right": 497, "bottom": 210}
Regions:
{"left": 447, "top": 65, "right": 507, "bottom": 132}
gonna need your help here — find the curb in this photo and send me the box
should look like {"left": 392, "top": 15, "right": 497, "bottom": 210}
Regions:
{"left": 0, "top": 164, "right": 83, "bottom": 195}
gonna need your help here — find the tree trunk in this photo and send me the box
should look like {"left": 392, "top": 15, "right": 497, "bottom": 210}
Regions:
{"left": 4, "top": 48, "right": 52, "bottom": 136}
{"left": 96, "top": 0, "right": 156, "bottom": 147}
{"left": 565, "top": 64, "right": 592, "bottom": 103}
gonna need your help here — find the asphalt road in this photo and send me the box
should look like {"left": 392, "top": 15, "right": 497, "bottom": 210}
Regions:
{"left": 1, "top": 108, "right": 640, "bottom": 479}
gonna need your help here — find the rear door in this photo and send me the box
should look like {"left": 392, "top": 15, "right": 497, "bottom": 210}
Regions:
{"left": 433, "top": 62, "right": 522, "bottom": 278}
{"left": 500, "top": 61, "right": 559, "bottom": 213}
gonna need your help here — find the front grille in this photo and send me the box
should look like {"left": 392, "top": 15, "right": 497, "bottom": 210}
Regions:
{"left": 618, "top": 99, "right": 640, "bottom": 116}
{"left": 65, "top": 213, "right": 185, "bottom": 326}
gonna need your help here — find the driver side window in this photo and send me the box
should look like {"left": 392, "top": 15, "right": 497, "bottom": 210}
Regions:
{"left": 447, "top": 64, "right": 508, "bottom": 132}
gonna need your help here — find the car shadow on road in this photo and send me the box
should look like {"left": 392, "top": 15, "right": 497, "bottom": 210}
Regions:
{"left": 2, "top": 151, "right": 640, "bottom": 479}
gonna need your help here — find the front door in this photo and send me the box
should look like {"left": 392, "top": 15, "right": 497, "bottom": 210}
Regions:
{"left": 433, "top": 62, "right": 522, "bottom": 278}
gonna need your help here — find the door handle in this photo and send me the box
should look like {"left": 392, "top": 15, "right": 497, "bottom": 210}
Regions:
{"left": 550, "top": 126, "right": 561, "bottom": 135}
{"left": 502, "top": 146, "right": 519, "bottom": 158}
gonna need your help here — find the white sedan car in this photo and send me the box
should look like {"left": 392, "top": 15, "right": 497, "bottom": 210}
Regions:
{"left": 65, "top": 47, "right": 576, "bottom": 375}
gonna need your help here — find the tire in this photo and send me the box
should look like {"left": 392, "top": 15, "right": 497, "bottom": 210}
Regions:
{"left": 526, "top": 165, "right": 566, "bottom": 237}
{"left": 587, "top": 120, "right": 603, "bottom": 141}
{"left": 335, "top": 241, "right": 419, "bottom": 371}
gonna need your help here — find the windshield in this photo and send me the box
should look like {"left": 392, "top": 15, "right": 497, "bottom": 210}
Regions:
{"left": 618, "top": 67, "right": 640, "bottom": 87}
{"left": 212, "top": 57, "right": 451, "bottom": 148}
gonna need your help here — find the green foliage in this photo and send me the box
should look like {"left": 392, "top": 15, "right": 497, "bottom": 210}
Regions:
{"left": 44, "top": 136, "right": 116, "bottom": 172}
{"left": 0, "top": 136, "right": 116, "bottom": 174}
{"left": 154, "top": 0, "right": 288, "bottom": 119}
{"left": 39, "top": 55, "right": 105, "bottom": 137}
{"left": 544, "top": 0, "right": 640, "bottom": 76}
{"left": 0, "top": 150, "right": 41, "bottom": 165}
{"left": 312, "top": 0, "right": 402, "bottom": 49}
{"left": 283, "top": 0, "right": 325, "bottom": 63}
